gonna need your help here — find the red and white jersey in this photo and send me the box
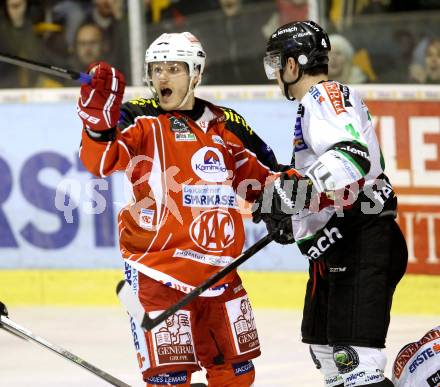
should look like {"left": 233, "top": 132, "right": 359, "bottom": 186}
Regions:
{"left": 392, "top": 326, "right": 440, "bottom": 387}
{"left": 80, "top": 97, "right": 277, "bottom": 294}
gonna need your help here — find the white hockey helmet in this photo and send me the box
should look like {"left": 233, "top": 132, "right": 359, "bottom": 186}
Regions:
{"left": 144, "top": 32, "right": 206, "bottom": 87}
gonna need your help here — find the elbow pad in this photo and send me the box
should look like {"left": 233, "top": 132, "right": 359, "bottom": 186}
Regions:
{"left": 306, "top": 150, "right": 365, "bottom": 193}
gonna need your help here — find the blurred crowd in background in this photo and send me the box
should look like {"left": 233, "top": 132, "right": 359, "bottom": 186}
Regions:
{"left": 0, "top": 0, "right": 440, "bottom": 88}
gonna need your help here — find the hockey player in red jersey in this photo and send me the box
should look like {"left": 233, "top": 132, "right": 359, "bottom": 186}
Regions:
{"left": 77, "top": 32, "right": 278, "bottom": 386}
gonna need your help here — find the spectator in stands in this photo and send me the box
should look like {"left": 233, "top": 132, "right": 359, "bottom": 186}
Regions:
{"left": 84, "top": 0, "right": 131, "bottom": 82}
{"left": 378, "top": 29, "right": 417, "bottom": 83}
{"left": 70, "top": 23, "right": 107, "bottom": 71}
{"left": 410, "top": 37, "right": 440, "bottom": 83}
{"left": 262, "top": 0, "right": 308, "bottom": 39}
{"left": 0, "top": 0, "right": 47, "bottom": 87}
{"left": 145, "top": 0, "right": 221, "bottom": 38}
{"left": 29, "top": 1, "right": 83, "bottom": 62}
{"left": 219, "top": 0, "right": 242, "bottom": 16}
{"left": 51, "top": 0, "right": 86, "bottom": 51}
{"left": 328, "top": 33, "right": 368, "bottom": 84}
{"left": 182, "top": 0, "right": 276, "bottom": 84}
{"left": 425, "top": 38, "right": 440, "bottom": 83}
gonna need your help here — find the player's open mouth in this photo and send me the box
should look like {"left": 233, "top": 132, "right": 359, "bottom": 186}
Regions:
{"left": 161, "top": 88, "right": 172, "bottom": 97}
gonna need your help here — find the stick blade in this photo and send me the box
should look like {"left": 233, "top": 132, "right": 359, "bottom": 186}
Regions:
{"left": 0, "top": 301, "right": 8, "bottom": 317}
{"left": 116, "top": 280, "right": 160, "bottom": 331}
{"left": 116, "top": 280, "right": 149, "bottom": 328}
{"left": 115, "top": 279, "right": 126, "bottom": 295}
{"left": 141, "top": 314, "right": 156, "bottom": 331}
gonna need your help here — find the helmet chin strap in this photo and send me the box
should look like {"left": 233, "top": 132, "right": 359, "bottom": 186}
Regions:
{"left": 150, "top": 77, "right": 196, "bottom": 110}
{"left": 281, "top": 66, "right": 303, "bottom": 101}
{"left": 177, "top": 69, "right": 202, "bottom": 109}
{"left": 176, "top": 76, "right": 196, "bottom": 109}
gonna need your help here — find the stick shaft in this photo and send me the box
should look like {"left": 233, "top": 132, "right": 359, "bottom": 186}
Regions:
{"left": 0, "top": 315, "right": 130, "bottom": 387}
{"left": 141, "top": 232, "right": 274, "bottom": 330}
{"left": 0, "top": 52, "right": 91, "bottom": 83}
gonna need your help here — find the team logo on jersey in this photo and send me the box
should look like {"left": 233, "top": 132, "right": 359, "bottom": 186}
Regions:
{"left": 226, "top": 296, "right": 259, "bottom": 354}
{"left": 139, "top": 208, "right": 154, "bottom": 230}
{"left": 212, "top": 135, "right": 226, "bottom": 147}
{"left": 198, "top": 120, "right": 209, "bottom": 130}
{"left": 175, "top": 132, "right": 196, "bottom": 142}
{"left": 323, "top": 82, "right": 347, "bottom": 115}
{"left": 233, "top": 361, "right": 254, "bottom": 376}
{"left": 182, "top": 184, "right": 237, "bottom": 208}
{"left": 427, "top": 370, "right": 440, "bottom": 386}
{"left": 146, "top": 371, "right": 188, "bottom": 385}
{"left": 294, "top": 117, "right": 308, "bottom": 151}
{"left": 191, "top": 147, "right": 229, "bottom": 182}
{"left": 189, "top": 209, "right": 234, "bottom": 252}
{"left": 169, "top": 116, "right": 190, "bottom": 132}
{"left": 153, "top": 311, "right": 196, "bottom": 365}
{"left": 333, "top": 345, "right": 359, "bottom": 374}
{"left": 409, "top": 343, "right": 440, "bottom": 374}
{"left": 301, "top": 226, "right": 343, "bottom": 260}
{"left": 309, "top": 86, "right": 325, "bottom": 104}
{"left": 339, "top": 84, "right": 353, "bottom": 107}
{"left": 204, "top": 150, "right": 218, "bottom": 164}
{"left": 173, "top": 248, "right": 234, "bottom": 267}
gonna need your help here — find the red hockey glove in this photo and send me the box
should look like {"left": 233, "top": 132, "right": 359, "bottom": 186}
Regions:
{"left": 77, "top": 62, "right": 125, "bottom": 131}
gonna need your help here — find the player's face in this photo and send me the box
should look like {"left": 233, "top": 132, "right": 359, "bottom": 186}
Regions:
{"left": 76, "top": 26, "right": 104, "bottom": 67}
{"left": 95, "top": 0, "right": 114, "bottom": 17}
{"left": 7, "top": 0, "right": 26, "bottom": 24}
{"left": 150, "top": 61, "right": 193, "bottom": 111}
{"left": 275, "top": 57, "right": 299, "bottom": 98}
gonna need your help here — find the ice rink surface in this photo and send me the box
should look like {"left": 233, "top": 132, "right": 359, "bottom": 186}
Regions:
{"left": 1, "top": 307, "right": 438, "bottom": 387}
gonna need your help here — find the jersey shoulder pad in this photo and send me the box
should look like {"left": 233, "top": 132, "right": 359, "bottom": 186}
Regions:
{"left": 118, "top": 98, "right": 162, "bottom": 130}
{"left": 220, "top": 106, "right": 278, "bottom": 170}
{"left": 220, "top": 106, "right": 253, "bottom": 136}
{"left": 124, "top": 98, "right": 162, "bottom": 116}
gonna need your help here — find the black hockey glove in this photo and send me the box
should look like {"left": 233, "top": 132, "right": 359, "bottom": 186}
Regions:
{"left": 252, "top": 169, "right": 316, "bottom": 244}
{"left": 257, "top": 205, "right": 295, "bottom": 244}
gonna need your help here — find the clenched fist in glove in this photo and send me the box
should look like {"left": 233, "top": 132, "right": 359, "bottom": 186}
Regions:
{"left": 77, "top": 62, "right": 125, "bottom": 132}
{"left": 252, "top": 169, "right": 316, "bottom": 244}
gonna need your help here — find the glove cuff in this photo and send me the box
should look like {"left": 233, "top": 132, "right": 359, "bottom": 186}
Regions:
{"left": 84, "top": 126, "right": 117, "bottom": 142}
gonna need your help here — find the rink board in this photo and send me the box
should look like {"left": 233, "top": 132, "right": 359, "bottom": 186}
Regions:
{"left": 0, "top": 270, "right": 439, "bottom": 315}
{"left": 0, "top": 85, "right": 439, "bottom": 275}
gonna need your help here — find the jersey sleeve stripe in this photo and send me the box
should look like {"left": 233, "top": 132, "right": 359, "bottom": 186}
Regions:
{"left": 103, "top": 93, "right": 116, "bottom": 128}
{"left": 235, "top": 158, "right": 249, "bottom": 169}
{"left": 117, "top": 140, "right": 131, "bottom": 159}
{"left": 121, "top": 115, "right": 158, "bottom": 134}
{"left": 335, "top": 149, "right": 368, "bottom": 176}
{"left": 99, "top": 141, "right": 112, "bottom": 178}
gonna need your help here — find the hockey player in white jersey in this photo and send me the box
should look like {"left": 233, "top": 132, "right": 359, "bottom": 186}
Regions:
{"left": 253, "top": 21, "right": 408, "bottom": 386}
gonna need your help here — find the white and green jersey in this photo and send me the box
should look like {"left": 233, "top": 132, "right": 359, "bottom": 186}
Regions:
{"left": 291, "top": 81, "right": 395, "bottom": 260}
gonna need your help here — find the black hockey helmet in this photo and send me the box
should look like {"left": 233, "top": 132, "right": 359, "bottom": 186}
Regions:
{"left": 264, "top": 21, "right": 330, "bottom": 99}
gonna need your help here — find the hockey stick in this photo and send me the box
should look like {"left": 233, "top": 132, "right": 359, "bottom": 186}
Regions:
{"left": 0, "top": 302, "right": 131, "bottom": 387}
{"left": 0, "top": 52, "right": 91, "bottom": 84}
{"left": 117, "top": 229, "right": 277, "bottom": 331}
